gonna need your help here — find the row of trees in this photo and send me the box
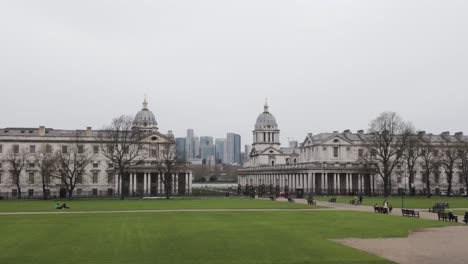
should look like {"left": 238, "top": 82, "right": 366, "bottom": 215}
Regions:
{"left": 361, "top": 112, "right": 468, "bottom": 197}
{"left": 2, "top": 116, "right": 185, "bottom": 199}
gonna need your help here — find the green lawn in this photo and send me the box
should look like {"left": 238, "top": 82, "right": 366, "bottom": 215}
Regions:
{"left": 316, "top": 196, "right": 468, "bottom": 209}
{"left": 0, "top": 210, "right": 453, "bottom": 264}
{"left": 0, "top": 198, "right": 320, "bottom": 212}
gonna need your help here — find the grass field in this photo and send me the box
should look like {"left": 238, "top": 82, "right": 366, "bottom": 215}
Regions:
{"left": 0, "top": 210, "right": 453, "bottom": 264}
{"left": 0, "top": 198, "right": 320, "bottom": 212}
{"left": 315, "top": 196, "right": 468, "bottom": 209}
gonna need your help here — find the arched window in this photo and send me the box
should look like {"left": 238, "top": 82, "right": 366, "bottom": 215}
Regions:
{"left": 271, "top": 160, "right": 275, "bottom": 166}
{"left": 333, "top": 139, "right": 340, "bottom": 143}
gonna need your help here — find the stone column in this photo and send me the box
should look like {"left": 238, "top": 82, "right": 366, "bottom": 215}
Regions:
{"left": 133, "top": 174, "right": 137, "bottom": 194}
{"left": 143, "top": 173, "right": 147, "bottom": 195}
{"left": 311, "top": 173, "right": 315, "bottom": 193}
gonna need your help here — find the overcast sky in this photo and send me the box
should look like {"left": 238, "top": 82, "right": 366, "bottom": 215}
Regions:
{"left": 1, "top": 1, "right": 467, "bottom": 147}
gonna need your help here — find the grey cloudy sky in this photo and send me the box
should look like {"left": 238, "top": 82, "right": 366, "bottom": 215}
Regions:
{"left": 1, "top": 1, "right": 467, "bottom": 146}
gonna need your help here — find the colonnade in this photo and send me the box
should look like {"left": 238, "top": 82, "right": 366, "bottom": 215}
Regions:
{"left": 123, "top": 172, "right": 192, "bottom": 196}
{"left": 239, "top": 172, "right": 375, "bottom": 195}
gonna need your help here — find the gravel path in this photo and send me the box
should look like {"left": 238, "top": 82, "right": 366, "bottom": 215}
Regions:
{"left": 333, "top": 226, "right": 468, "bottom": 264}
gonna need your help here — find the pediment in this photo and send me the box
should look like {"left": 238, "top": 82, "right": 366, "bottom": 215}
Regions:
{"left": 322, "top": 135, "right": 353, "bottom": 145}
{"left": 259, "top": 147, "right": 283, "bottom": 155}
{"left": 142, "top": 132, "right": 174, "bottom": 144}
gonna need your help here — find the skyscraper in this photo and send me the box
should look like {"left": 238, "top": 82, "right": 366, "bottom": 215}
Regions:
{"left": 215, "top": 138, "right": 226, "bottom": 164}
{"left": 200, "top": 136, "right": 215, "bottom": 162}
{"left": 185, "top": 129, "right": 194, "bottom": 160}
{"left": 176, "top": 137, "right": 186, "bottom": 161}
{"left": 226, "top": 133, "right": 241, "bottom": 164}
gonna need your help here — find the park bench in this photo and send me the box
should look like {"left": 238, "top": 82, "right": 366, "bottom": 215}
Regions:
{"left": 307, "top": 198, "right": 316, "bottom": 205}
{"left": 401, "top": 209, "right": 420, "bottom": 218}
{"left": 328, "top": 198, "right": 337, "bottom": 203}
{"left": 374, "top": 206, "right": 388, "bottom": 214}
{"left": 288, "top": 197, "right": 295, "bottom": 203}
{"left": 429, "top": 202, "right": 449, "bottom": 213}
{"left": 438, "top": 212, "right": 458, "bottom": 222}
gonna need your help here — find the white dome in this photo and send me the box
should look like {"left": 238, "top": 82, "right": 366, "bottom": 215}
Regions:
{"left": 255, "top": 103, "right": 278, "bottom": 130}
{"left": 133, "top": 99, "right": 158, "bottom": 128}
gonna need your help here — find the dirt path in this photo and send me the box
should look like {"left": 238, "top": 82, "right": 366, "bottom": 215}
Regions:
{"left": 333, "top": 226, "right": 468, "bottom": 264}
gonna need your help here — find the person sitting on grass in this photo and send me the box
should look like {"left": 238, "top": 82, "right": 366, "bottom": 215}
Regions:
{"left": 55, "top": 203, "right": 62, "bottom": 209}
{"left": 61, "top": 203, "right": 70, "bottom": 209}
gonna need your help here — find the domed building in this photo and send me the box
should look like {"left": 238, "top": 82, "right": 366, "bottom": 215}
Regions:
{"left": 133, "top": 98, "right": 158, "bottom": 131}
{"left": 249, "top": 101, "right": 297, "bottom": 167}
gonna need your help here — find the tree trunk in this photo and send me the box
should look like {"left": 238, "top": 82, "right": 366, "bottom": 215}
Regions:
{"left": 68, "top": 189, "right": 74, "bottom": 199}
{"left": 383, "top": 177, "right": 389, "bottom": 197}
{"left": 42, "top": 181, "right": 48, "bottom": 200}
{"left": 426, "top": 176, "right": 431, "bottom": 198}
{"left": 16, "top": 178, "right": 22, "bottom": 199}
{"left": 447, "top": 172, "right": 453, "bottom": 197}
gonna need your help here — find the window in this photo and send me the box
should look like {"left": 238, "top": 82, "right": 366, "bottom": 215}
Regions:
{"left": 92, "top": 173, "right": 98, "bottom": 184}
{"left": 92, "top": 189, "right": 98, "bottom": 196}
{"left": 108, "top": 163, "right": 114, "bottom": 168}
{"left": 77, "top": 188, "right": 82, "bottom": 196}
{"left": 123, "top": 146, "right": 129, "bottom": 154}
{"left": 151, "top": 147, "right": 157, "bottom": 157}
{"left": 28, "top": 189, "right": 34, "bottom": 197}
{"left": 30, "top": 145, "right": 36, "bottom": 153}
{"left": 12, "top": 189, "right": 18, "bottom": 197}
{"left": 346, "top": 147, "right": 351, "bottom": 151}
{"left": 13, "top": 145, "right": 19, "bottom": 154}
{"left": 333, "top": 139, "right": 340, "bottom": 143}
{"left": 108, "top": 146, "right": 114, "bottom": 153}
{"left": 0, "top": 144, "right": 2, "bottom": 153}
{"left": 322, "top": 147, "right": 327, "bottom": 151}
{"left": 78, "top": 145, "right": 84, "bottom": 154}
{"left": 45, "top": 175, "right": 50, "bottom": 184}
{"left": 0, "top": 172, "right": 2, "bottom": 184}
{"left": 62, "top": 146, "right": 68, "bottom": 154}
{"left": 46, "top": 145, "right": 52, "bottom": 154}
{"left": 93, "top": 146, "right": 99, "bottom": 154}
{"left": 93, "top": 162, "right": 99, "bottom": 168}
{"left": 333, "top": 147, "right": 339, "bottom": 158}
{"left": 107, "top": 173, "right": 114, "bottom": 184}
{"left": 29, "top": 173, "right": 35, "bottom": 184}
{"left": 29, "top": 162, "right": 35, "bottom": 168}
{"left": 358, "top": 149, "right": 363, "bottom": 157}
{"left": 76, "top": 174, "right": 83, "bottom": 184}
{"left": 107, "top": 188, "right": 113, "bottom": 196}
{"left": 397, "top": 177, "right": 402, "bottom": 183}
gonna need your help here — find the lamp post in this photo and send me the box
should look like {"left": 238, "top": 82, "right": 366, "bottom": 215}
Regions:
{"left": 402, "top": 172, "right": 409, "bottom": 209}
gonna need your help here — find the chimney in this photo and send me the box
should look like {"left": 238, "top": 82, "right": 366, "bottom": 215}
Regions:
{"left": 39, "top": 126, "right": 46, "bottom": 136}
{"left": 441, "top": 131, "right": 450, "bottom": 137}
{"left": 357, "top": 130, "right": 364, "bottom": 135}
{"left": 418, "top": 131, "right": 426, "bottom": 137}
{"left": 344, "top": 129, "right": 351, "bottom": 134}
{"left": 307, "top": 133, "right": 313, "bottom": 138}
{"left": 168, "top": 130, "right": 174, "bottom": 138}
{"left": 333, "top": 131, "right": 338, "bottom": 134}
{"left": 455, "top": 132, "right": 463, "bottom": 138}
{"left": 85, "top": 127, "right": 92, "bottom": 137}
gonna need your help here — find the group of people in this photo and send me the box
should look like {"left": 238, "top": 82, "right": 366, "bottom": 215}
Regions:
{"left": 352, "top": 195, "right": 363, "bottom": 205}
{"left": 55, "top": 203, "right": 70, "bottom": 209}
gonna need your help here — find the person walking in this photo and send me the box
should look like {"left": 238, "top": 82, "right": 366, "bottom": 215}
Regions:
{"left": 359, "top": 194, "right": 363, "bottom": 205}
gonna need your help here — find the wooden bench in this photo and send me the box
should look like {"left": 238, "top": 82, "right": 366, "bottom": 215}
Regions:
{"left": 328, "top": 198, "right": 337, "bottom": 203}
{"left": 438, "top": 212, "right": 458, "bottom": 222}
{"left": 401, "top": 209, "right": 420, "bottom": 218}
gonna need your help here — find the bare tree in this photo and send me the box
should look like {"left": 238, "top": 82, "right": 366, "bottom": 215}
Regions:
{"left": 54, "top": 142, "right": 93, "bottom": 198}
{"left": 153, "top": 143, "right": 187, "bottom": 199}
{"left": 35, "top": 144, "right": 58, "bottom": 200}
{"left": 420, "top": 142, "right": 441, "bottom": 197}
{"left": 5, "top": 148, "right": 28, "bottom": 198}
{"left": 402, "top": 132, "right": 423, "bottom": 195}
{"left": 457, "top": 142, "right": 468, "bottom": 195}
{"left": 98, "top": 115, "right": 145, "bottom": 198}
{"left": 440, "top": 142, "right": 460, "bottom": 196}
{"left": 361, "top": 112, "right": 410, "bottom": 197}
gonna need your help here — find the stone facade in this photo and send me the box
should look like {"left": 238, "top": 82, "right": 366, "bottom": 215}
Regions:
{"left": 240, "top": 104, "right": 468, "bottom": 196}
{"left": 0, "top": 100, "right": 192, "bottom": 198}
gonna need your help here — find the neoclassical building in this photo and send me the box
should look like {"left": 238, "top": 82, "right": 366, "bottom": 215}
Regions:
{"left": 0, "top": 99, "right": 192, "bottom": 198}
{"left": 239, "top": 104, "right": 468, "bottom": 196}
